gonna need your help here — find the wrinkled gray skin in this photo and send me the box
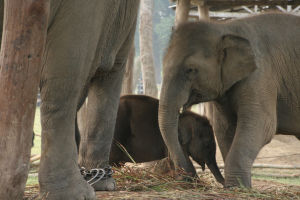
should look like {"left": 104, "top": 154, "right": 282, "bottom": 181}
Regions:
{"left": 109, "top": 95, "right": 224, "bottom": 185}
{"left": 0, "top": 1, "right": 139, "bottom": 199}
{"left": 159, "top": 13, "right": 300, "bottom": 188}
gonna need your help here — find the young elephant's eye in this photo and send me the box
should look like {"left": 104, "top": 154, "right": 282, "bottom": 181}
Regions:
{"left": 185, "top": 68, "right": 198, "bottom": 75}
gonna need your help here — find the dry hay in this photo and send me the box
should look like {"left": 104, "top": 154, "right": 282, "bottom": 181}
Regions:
{"left": 24, "top": 185, "right": 39, "bottom": 200}
{"left": 24, "top": 165, "right": 300, "bottom": 199}
{"left": 95, "top": 166, "right": 300, "bottom": 200}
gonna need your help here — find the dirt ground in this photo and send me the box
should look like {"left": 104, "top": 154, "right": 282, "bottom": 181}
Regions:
{"left": 96, "top": 134, "right": 300, "bottom": 199}
{"left": 95, "top": 181, "right": 300, "bottom": 200}
{"left": 24, "top": 135, "right": 300, "bottom": 200}
{"left": 215, "top": 134, "right": 300, "bottom": 166}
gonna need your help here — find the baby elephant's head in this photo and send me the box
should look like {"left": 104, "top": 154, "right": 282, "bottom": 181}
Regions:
{"left": 178, "top": 112, "right": 224, "bottom": 185}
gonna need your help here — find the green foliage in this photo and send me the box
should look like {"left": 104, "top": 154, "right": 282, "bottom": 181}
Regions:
{"left": 31, "top": 107, "right": 41, "bottom": 156}
{"left": 26, "top": 174, "right": 38, "bottom": 186}
{"left": 26, "top": 107, "right": 41, "bottom": 187}
{"left": 253, "top": 175, "right": 300, "bottom": 186}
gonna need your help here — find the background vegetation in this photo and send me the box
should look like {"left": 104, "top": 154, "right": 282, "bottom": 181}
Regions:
{"left": 134, "top": 0, "right": 175, "bottom": 83}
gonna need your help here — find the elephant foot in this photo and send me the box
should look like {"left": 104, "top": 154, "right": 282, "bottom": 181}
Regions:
{"left": 175, "top": 172, "right": 197, "bottom": 182}
{"left": 39, "top": 171, "right": 96, "bottom": 200}
{"left": 173, "top": 161, "right": 197, "bottom": 182}
{"left": 174, "top": 167, "right": 198, "bottom": 182}
{"left": 80, "top": 166, "right": 116, "bottom": 191}
{"left": 92, "top": 177, "right": 116, "bottom": 191}
{"left": 151, "top": 157, "right": 175, "bottom": 175}
{"left": 225, "top": 173, "right": 251, "bottom": 188}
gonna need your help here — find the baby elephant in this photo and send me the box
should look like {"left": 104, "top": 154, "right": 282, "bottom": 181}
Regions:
{"left": 110, "top": 95, "right": 224, "bottom": 185}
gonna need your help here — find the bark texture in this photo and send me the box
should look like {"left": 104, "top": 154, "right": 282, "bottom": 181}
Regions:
{"left": 121, "top": 43, "right": 135, "bottom": 95}
{"left": 139, "top": 0, "right": 157, "bottom": 97}
{"left": 0, "top": 0, "right": 49, "bottom": 199}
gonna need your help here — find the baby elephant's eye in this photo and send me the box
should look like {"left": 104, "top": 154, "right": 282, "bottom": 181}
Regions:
{"left": 185, "top": 68, "right": 198, "bottom": 74}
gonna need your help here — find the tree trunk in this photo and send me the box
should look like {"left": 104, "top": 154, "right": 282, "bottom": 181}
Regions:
{"left": 133, "top": 56, "right": 142, "bottom": 93}
{"left": 174, "top": 0, "right": 191, "bottom": 27}
{"left": 0, "top": 0, "right": 49, "bottom": 199}
{"left": 121, "top": 43, "right": 135, "bottom": 95}
{"left": 139, "top": 0, "right": 158, "bottom": 98}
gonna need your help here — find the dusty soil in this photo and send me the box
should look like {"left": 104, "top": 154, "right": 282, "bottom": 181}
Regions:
{"left": 24, "top": 170, "right": 300, "bottom": 200}
{"left": 24, "top": 135, "right": 300, "bottom": 200}
{"left": 215, "top": 135, "right": 300, "bottom": 166}
{"left": 95, "top": 180, "right": 300, "bottom": 200}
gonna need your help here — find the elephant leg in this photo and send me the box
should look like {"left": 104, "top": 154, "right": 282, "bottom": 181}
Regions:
{"left": 78, "top": 64, "right": 126, "bottom": 191}
{"left": 224, "top": 96, "right": 277, "bottom": 188}
{"left": 39, "top": 78, "right": 95, "bottom": 200}
{"left": 211, "top": 102, "right": 236, "bottom": 162}
{"left": 38, "top": 1, "right": 111, "bottom": 198}
{"left": 78, "top": 19, "right": 136, "bottom": 190}
{"left": 109, "top": 100, "right": 131, "bottom": 165}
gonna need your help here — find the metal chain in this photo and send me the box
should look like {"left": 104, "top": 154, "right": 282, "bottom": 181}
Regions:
{"left": 80, "top": 166, "right": 113, "bottom": 186}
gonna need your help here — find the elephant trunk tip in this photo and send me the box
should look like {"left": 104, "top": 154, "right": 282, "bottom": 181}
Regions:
{"left": 218, "top": 176, "right": 225, "bottom": 186}
{"left": 206, "top": 162, "right": 225, "bottom": 186}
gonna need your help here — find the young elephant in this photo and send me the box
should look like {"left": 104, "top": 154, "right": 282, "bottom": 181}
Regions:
{"left": 109, "top": 95, "right": 224, "bottom": 185}
{"left": 159, "top": 13, "right": 300, "bottom": 188}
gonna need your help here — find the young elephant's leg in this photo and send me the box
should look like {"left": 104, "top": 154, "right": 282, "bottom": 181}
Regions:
{"left": 224, "top": 92, "right": 277, "bottom": 187}
{"left": 78, "top": 64, "right": 126, "bottom": 191}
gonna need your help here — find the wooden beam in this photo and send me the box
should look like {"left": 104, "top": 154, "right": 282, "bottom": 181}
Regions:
{"left": 242, "top": 6, "right": 254, "bottom": 13}
{"left": 190, "top": 10, "right": 250, "bottom": 18}
{"left": 293, "top": 5, "right": 300, "bottom": 12}
{"left": 190, "top": 10, "right": 300, "bottom": 18}
{"left": 195, "top": 0, "right": 300, "bottom": 6}
{"left": 276, "top": 5, "right": 287, "bottom": 12}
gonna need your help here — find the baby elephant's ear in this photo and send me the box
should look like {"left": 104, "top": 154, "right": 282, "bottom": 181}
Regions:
{"left": 178, "top": 119, "right": 192, "bottom": 145}
{"left": 219, "top": 34, "right": 257, "bottom": 91}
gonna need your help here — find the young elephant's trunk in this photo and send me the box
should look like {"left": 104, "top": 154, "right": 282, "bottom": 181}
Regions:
{"left": 207, "top": 159, "right": 225, "bottom": 185}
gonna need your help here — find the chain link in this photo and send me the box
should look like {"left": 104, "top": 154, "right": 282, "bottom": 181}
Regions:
{"left": 80, "top": 166, "right": 113, "bottom": 186}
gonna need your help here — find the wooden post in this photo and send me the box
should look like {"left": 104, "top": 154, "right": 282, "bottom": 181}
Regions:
{"left": 139, "top": 0, "right": 158, "bottom": 97}
{"left": 174, "top": 0, "right": 191, "bottom": 27}
{"left": 196, "top": 2, "right": 211, "bottom": 117}
{"left": 121, "top": 43, "right": 135, "bottom": 95}
{"left": 0, "top": 0, "right": 49, "bottom": 199}
{"left": 197, "top": 2, "right": 209, "bottom": 20}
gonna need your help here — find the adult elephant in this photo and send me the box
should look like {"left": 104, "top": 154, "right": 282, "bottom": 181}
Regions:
{"left": 0, "top": 0, "right": 139, "bottom": 199}
{"left": 158, "top": 13, "right": 300, "bottom": 188}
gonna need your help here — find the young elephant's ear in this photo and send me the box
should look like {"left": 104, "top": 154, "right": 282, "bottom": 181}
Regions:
{"left": 219, "top": 34, "right": 257, "bottom": 91}
{"left": 178, "top": 119, "right": 192, "bottom": 146}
